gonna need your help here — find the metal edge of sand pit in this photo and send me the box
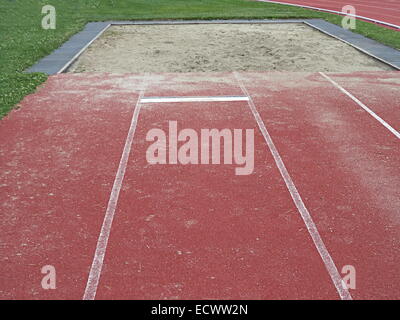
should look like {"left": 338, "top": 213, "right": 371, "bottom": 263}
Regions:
{"left": 305, "top": 19, "right": 400, "bottom": 71}
{"left": 25, "top": 19, "right": 400, "bottom": 75}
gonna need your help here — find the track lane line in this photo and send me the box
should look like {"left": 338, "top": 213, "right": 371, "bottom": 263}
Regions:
{"left": 83, "top": 76, "right": 148, "bottom": 300}
{"left": 233, "top": 72, "right": 352, "bottom": 300}
{"left": 320, "top": 72, "right": 400, "bottom": 140}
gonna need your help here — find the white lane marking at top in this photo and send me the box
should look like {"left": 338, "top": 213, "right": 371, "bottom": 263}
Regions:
{"left": 140, "top": 96, "right": 249, "bottom": 103}
{"left": 233, "top": 72, "right": 353, "bottom": 300}
{"left": 83, "top": 76, "right": 148, "bottom": 300}
{"left": 320, "top": 72, "right": 400, "bottom": 140}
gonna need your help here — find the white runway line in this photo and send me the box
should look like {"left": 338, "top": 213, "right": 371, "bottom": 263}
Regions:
{"left": 140, "top": 96, "right": 249, "bottom": 103}
{"left": 83, "top": 76, "right": 148, "bottom": 300}
{"left": 320, "top": 72, "right": 400, "bottom": 140}
{"left": 234, "top": 72, "right": 353, "bottom": 300}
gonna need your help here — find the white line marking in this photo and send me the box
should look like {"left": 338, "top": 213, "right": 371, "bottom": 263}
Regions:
{"left": 83, "top": 77, "right": 147, "bottom": 300}
{"left": 257, "top": 0, "right": 400, "bottom": 29}
{"left": 234, "top": 72, "right": 352, "bottom": 300}
{"left": 320, "top": 72, "right": 400, "bottom": 140}
{"left": 140, "top": 96, "right": 249, "bottom": 103}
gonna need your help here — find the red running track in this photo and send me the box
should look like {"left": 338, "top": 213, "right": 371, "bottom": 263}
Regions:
{"left": 0, "top": 71, "right": 399, "bottom": 299}
{"left": 259, "top": 0, "right": 400, "bottom": 29}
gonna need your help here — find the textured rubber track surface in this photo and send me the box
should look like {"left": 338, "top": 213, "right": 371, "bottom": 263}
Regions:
{"left": 0, "top": 71, "right": 399, "bottom": 299}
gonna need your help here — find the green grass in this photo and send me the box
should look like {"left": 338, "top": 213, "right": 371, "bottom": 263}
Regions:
{"left": 1, "top": 0, "right": 399, "bottom": 118}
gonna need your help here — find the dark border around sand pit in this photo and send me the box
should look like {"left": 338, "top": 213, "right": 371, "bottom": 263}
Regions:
{"left": 25, "top": 19, "right": 400, "bottom": 75}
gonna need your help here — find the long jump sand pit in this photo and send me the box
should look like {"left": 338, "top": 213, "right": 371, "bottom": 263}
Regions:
{"left": 68, "top": 23, "right": 392, "bottom": 73}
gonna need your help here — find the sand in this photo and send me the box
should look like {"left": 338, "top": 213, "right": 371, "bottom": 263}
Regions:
{"left": 68, "top": 23, "right": 392, "bottom": 73}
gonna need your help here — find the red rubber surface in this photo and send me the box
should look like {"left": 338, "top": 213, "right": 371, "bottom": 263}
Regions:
{"left": 328, "top": 72, "right": 400, "bottom": 131}
{"left": 260, "top": 0, "right": 400, "bottom": 28}
{"left": 0, "top": 71, "right": 399, "bottom": 299}
{"left": 95, "top": 74, "right": 338, "bottom": 299}
{"left": 239, "top": 72, "right": 400, "bottom": 299}
{"left": 0, "top": 74, "right": 143, "bottom": 299}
